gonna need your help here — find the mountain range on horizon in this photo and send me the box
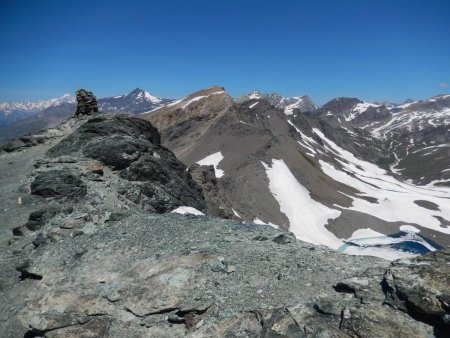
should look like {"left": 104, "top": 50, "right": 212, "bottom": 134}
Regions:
{"left": 2, "top": 87, "right": 442, "bottom": 113}
{"left": 1, "top": 86, "right": 449, "bottom": 145}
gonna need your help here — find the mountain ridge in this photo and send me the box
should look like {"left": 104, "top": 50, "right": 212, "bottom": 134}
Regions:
{"left": 140, "top": 86, "right": 450, "bottom": 261}
{"left": 236, "top": 90, "right": 317, "bottom": 114}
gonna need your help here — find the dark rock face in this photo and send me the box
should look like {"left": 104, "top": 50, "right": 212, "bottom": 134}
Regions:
{"left": 25, "top": 206, "right": 61, "bottom": 231}
{"left": 75, "top": 89, "right": 99, "bottom": 116}
{"left": 320, "top": 97, "right": 362, "bottom": 115}
{"left": 48, "top": 115, "right": 160, "bottom": 160}
{"left": 188, "top": 164, "right": 233, "bottom": 218}
{"left": 383, "top": 248, "right": 450, "bottom": 333}
{"left": 31, "top": 170, "right": 87, "bottom": 199}
{"left": 46, "top": 115, "right": 204, "bottom": 213}
{"left": 353, "top": 105, "right": 392, "bottom": 124}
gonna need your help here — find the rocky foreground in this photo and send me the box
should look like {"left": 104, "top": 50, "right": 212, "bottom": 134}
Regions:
{"left": 0, "top": 107, "right": 449, "bottom": 337}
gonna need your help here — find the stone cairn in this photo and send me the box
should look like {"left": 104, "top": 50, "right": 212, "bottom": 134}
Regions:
{"left": 75, "top": 89, "right": 99, "bottom": 116}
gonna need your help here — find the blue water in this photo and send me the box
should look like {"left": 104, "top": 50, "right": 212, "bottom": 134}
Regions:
{"left": 337, "top": 230, "right": 442, "bottom": 256}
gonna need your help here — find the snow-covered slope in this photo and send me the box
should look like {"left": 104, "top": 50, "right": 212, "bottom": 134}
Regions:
{"left": 313, "top": 93, "right": 450, "bottom": 185}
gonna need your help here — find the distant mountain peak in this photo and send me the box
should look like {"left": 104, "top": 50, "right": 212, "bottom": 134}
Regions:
{"left": 236, "top": 91, "right": 316, "bottom": 113}
{"left": 248, "top": 90, "right": 262, "bottom": 100}
{"left": 0, "top": 94, "right": 76, "bottom": 113}
{"left": 126, "top": 88, "right": 162, "bottom": 104}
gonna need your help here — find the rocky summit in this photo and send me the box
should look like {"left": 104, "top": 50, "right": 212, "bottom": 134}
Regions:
{"left": 0, "top": 90, "right": 449, "bottom": 337}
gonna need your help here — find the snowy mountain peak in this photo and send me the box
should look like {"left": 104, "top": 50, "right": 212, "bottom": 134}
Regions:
{"left": 248, "top": 90, "right": 262, "bottom": 100}
{"left": 127, "top": 88, "right": 162, "bottom": 104}
{"left": 0, "top": 94, "right": 76, "bottom": 113}
{"left": 283, "top": 95, "right": 317, "bottom": 115}
{"left": 236, "top": 91, "right": 316, "bottom": 113}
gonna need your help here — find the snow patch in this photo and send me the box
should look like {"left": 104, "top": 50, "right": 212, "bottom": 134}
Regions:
{"left": 400, "top": 225, "right": 420, "bottom": 233}
{"left": 262, "top": 159, "right": 342, "bottom": 249}
{"left": 197, "top": 152, "right": 225, "bottom": 178}
{"left": 181, "top": 91, "right": 225, "bottom": 109}
{"left": 344, "top": 102, "right": 379, "bottom": 121}
{"left": 182, "top": 95, "right": 207, "bottom": 109}
{"left": 249, "top": 102, "right": 259, "bottom": 109}
{"left": 253, "top": 217, "right": 278, "bottom": 229}
{"left": 144, "top": 91, "right": 162, "bottom": 103}
{"left": 171, "top": 206, "right": 205, "bottom": 216}
{"left": 284, "top": 97, "right": 304, "bottom": 115}
{"left": 248, "top": 91, "right": 262, "bottom": 100}
{"left": 232, "top": 209, "right": 241, "bottom": 218}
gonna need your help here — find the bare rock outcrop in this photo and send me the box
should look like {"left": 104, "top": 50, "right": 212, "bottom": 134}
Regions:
{"left": 45, "top": 115, "right": 205, "bottom": 214}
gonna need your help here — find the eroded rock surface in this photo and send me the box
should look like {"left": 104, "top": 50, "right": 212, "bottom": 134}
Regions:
{"left": 3, "top": 211, "right": 449, "bottom": 337}
{"left": 383, "top": 249, "right": 450, "bottom": 332}
{"left": 189, "top": 163, "right": 233, "bottom": 219}
{"left": 46, "top": 114, "right": 205, "bottom": 213}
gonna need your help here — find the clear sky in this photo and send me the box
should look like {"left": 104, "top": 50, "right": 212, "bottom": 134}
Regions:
{"left": 0, "top": 0, "right": 449, "bottom": 105}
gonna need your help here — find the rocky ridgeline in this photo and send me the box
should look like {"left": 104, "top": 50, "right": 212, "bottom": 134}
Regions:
{"left": 75, "top": 89, "right": 99, "bottom": 116}
{"left": 0, "top": 91, "right": 448, "bottom": 337}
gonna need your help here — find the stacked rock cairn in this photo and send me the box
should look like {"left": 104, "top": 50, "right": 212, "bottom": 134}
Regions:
{"left": 75, "top": 89, "right": 99, "bottom": 116}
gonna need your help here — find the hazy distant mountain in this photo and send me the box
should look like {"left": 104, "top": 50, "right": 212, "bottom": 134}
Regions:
{"left": 0, "top": 94, "right": 75, "bottom": 129}
{"left": 236, "top": 90, "right": 317, "bottom": 114}
{"left": 97, "top": 88, "right": 175, "bottom": 114}
{"left": 0, "top": 94, "right": 75, "bottom": 113}
{"left": 0, "top": 89, "right": 175, "bottom": 144}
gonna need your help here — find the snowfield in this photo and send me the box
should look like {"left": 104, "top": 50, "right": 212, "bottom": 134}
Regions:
{"left": 262, "top": 159, "right": 343, "bottom": 249}
{"left": 259, "top": 123, "right": 448, "bottom": 260}
{"left": 312, "top": 128, "right": 450, "bottom": 235}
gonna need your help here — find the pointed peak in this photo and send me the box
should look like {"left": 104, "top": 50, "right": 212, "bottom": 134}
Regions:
{"left": 128, "top": 88, "right": 145, "bottom": 95}
{"left": 127, "top": 88, "right": 162, "bottom": 103}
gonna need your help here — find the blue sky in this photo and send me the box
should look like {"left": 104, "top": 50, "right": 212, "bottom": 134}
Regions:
{"left": 0, "top": 0, "right": 449, "bottom": 105}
